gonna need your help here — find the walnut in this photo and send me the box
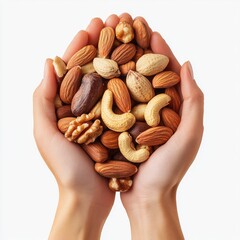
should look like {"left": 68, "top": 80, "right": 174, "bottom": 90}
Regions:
{"left": 65, "top": 113, "right": 103, "bottom": 145}
{"left": 109, "top": 177, "right": 133, "bottom": 192}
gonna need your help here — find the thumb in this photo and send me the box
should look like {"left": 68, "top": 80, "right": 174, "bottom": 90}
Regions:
{"left": 177, "top": 61, "right": 204, "bottom": 137}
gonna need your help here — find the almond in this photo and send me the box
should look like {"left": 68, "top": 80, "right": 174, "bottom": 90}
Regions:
{"left": 119, "top": 61, "right": 136, "bottom": 75}
{"left": 129, "top": 121, "right": 150, "bottom": 140}
{"left": 57, "top": 117, "right": 76, "bottom": 133}
{"left": 165, "top": 87, "right": 181, "bottom": 113}
{"left": 133, "top": 46, "right": 144, "bottom": 62}
{"left": 100, "top": 130, "right": 121, "bottom": 149}
{"left": 133, "top": 19, "right": 150, "bottom": 49}
{"left": 57, "top": 105, "right": 75, "bottom": 119}
{"left": 111, "top": 43, "right": 136, "bottom": 65}
{"left": 59, "top": 66, "right": 82, "bottom": 104}
{"left": 107, "top": 78, "right": 131, "bottom": 113}
{"left": 98, "top": 27, "right": 115, "bottom": 58}
{"left": 152, "top": 71, "right": 180, "bottom": 88}
{"left": 161, "top": 108, "right": 180, "bottom": 132}
{"left": 67, "top": 45, "right": 97, "bottom": 69}
{"left": 95, "top": 160, "right": 138, "bottom": 178}
{"left": 82, "top": 141, "right": 109, "bottom": 163}
{"left": 136, "top": 126, "right": 173, "bottom": 146}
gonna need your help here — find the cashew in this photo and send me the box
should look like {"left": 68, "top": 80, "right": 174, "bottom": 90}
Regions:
{"left": 131, "top": 103, "right": 147, "bottom": 121}
{"left": 118, "top": 132, "right": 150, "bottom": 163}
{"left": 101, "top": 90, "right": 136, "bottom": 132}
{"left": 144, "top": 93, "right": 171, "bottom": 127}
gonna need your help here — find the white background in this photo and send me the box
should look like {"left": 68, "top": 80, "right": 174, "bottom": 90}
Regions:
{"left": 0, "top": 0, "right": 240, "bottom": 239}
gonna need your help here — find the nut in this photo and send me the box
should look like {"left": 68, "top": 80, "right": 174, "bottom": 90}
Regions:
{"left": 126, "top": 70, "right": 155, "bottom": 102}
{"left": 107, "top": 78, "right": 131, "bottom": 113}
{"left": 65, "top": 113, "right": 103, "bottom": 144}
{"left": 57, "top": 117, "right": 76, "bottom": 133}
{"left": 129, "top": 121, "right": 150, "bottom": 140}
{"left": 144, "top": 93, "right": 171, "bottom": 127}
{"left": 131, "top": 103, "right": 147, "bottom": 121}
{"left": 95, "top": 160, "right": 138, "bottom": 178}
{"left": 133, "top": 19, "right": 150, "bottom": 49}
{"left": 60, "top": 66, "right": 82, "bottom": 104}
{"left": 115, "top": 21, "right": 134, "bottom": 44}
{"left": 89, "top": 100, "right": 101, "bottom": 119}
{"left": 118, "top": 132, "right": 150, "bottom": 163}
{"left": 57, "top": 105, "right": 75, "bottom": 119}
{"left": 81, "top": 62, "right": 96, "bottom": 75}
{"left": 98, "top": 27, "right": 115, "bottom": 58}
{"left": 165, "top": 87, "right": 181, "bottom": 113}
{"left": 71, "top": 73, "right": 104, "bottom": 116}
{"left": 111, "top": 43, "right": 136, "bottom": 65}
{"left": 119, "top": 61, "right": 136, "bottom": 75}
{"left": 161, "top": 107, "right": 180, "bottom": 132}
{"left": 100, "top": 130, "right": 121, "bottom": 149}
{"left": 53, "top": 56, "right": 67, "bottom": 82}
{"left": 136, "top": 53, "right": 169, "bottom": 76}
{"left": 152, "top": 71, "right": 180, "bottom": 88}
{"left": 82, "top": 141, "right": 109, "bottom": 163}
{"left": 101, "top": 89, "right": 136, "bottom": 132}
{"left": 136, "top": 126, "right": 173, "bottom": 146}
{"left": 109, "top": 177, "right": 132, "bottom": 192}
{"left": 133, "top": 46, "right": 144, "bottom": 62}
{"left": 67, "top": 45, "right": 97, "bottom": 70}
{"left": 54, "top": 94, "right": 63, "bottom": 109}
{"left": 93, "top": 58, "right": 120, "bottom": 79}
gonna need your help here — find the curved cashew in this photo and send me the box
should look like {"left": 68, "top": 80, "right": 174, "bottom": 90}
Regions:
{"left": 144, "top": 93, "right": 171, "bottom": 127}
{"left": 131, "top": 103, "right": 147, "bottom": 121}
{"left": 118, "top": 132, "right": 150, "bottom": 163}
{"left": 101, "top": 90, "right": 136, "bottom": 132}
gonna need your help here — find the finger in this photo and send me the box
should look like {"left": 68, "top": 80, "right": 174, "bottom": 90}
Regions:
{"left": 105, "top": 14, "right": 119, "bottom": 28}
{"left": 119, "top": 12, "right": 133, "bottom": 25}
{"left": 150, "top": 31, "right": 181, "bottom": 74}
{"left": 175, "top": 61, "right": 204, "bottom": 140}
{"left": 86, "top": 17, "right": 104, "bottom": 47}
{"left": 33, "top": 59, "right": 58, "bottom": 136}
{"left": 62, "top": 30, "right": 88, "bottom": 62}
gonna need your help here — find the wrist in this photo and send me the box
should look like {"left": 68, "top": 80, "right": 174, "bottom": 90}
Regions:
{"left": 49, "top": 189, "right": 109, "bottom": 240}
{"left": 124, "top": 190, "right": 184, "bottom": 240}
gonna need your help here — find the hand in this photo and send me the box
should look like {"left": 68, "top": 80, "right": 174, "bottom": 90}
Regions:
{"left": 120, "top": 15, "right": 204, "bottom": 240}
{"left": 33, "top": 15, "right": 119, "bottom": 240}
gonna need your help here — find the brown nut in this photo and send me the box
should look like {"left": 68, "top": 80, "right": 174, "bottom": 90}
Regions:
{"left": 60, "top": 66, "right": 82, "bottom": 104}
{"left": 57, "top": 105, "right": 75, "bottom": 119}
{"left": 95, "top": 160, "right": 138, "bottom": 178}
{"left": 57, "top": 117, "right": 76, "bottom": 133}
{"left": 152, "top": 71, "right": 180, "bottom": 88}
{"left": 82, "top": 141, "right": 109, "bottom": 163}
{"left": 109, "top": 177, "right": 133, "bottom": 192}
{"left": 165, "top": 87, "right": 181, "bottom": 113}
{"left": 71, "top": 73, "right": 104, "bottom": 116}
{"left": 119, "top": 61, "right": 136, "bottom": 76}
{"left": 133, "top": 19, "right": 150, "bottom": 49}
{"left": 129, "top": 122, "right": 150, "bottom": 140}
{"left": 161, "top": 107, "right": 180, "bottom": 132}
{"left": 100, "top": 130, "right": 121, "bottom": 149}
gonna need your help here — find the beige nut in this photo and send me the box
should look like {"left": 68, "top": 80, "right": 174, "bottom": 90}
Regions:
{"left": 118, "top": 132, "right": 150, "bottom": 163}
{"left": 115, "top": 21, "right": 134, "bottom": 43}
{"left": 126, "top": 70, "right": 155, "bottom": 102}
{"left": 53, "top": 56, "right": 67, "bottom": 81}
{"left": 136, "top": 53, "right": 169, "bottom": 76}
{"left": 101, "top": 89, "right": 136, "bottom": 132}
{"left": 89, "top": 100, "right": 101, "bottom": 119}
{"left": 131, "top": 103, "right": 147, "bottom": 121}
{"left": 93, "top": 58, "right": 120, "bottom": 79}
{"left": 144, "top": 93, "right": 171, "bottom": 127}
{"left": 109, "top": 177, "right": 133, "bottom": 192}
{"left": 81, "top": 62, "right": 96, "bottom": 75}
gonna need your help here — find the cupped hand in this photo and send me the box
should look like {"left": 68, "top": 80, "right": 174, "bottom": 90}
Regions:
{"left": 121, "top": 26, "right": 204, "bottom": 206}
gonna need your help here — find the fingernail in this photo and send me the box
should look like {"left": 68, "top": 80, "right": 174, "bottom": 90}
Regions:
{"left": 187, "top": 61, "right": 194, "bottom": 79}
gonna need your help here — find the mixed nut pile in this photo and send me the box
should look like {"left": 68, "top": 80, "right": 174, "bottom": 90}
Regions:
{"left": 54, "top": 17, "right": 181, "bottom": 192}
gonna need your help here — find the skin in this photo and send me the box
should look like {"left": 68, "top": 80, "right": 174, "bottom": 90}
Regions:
{"left": 33, "top": 13, "right": 204, "bottom": 240}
